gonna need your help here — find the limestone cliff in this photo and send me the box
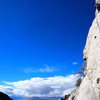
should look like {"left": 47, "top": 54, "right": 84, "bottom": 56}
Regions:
{"left": 60, "top": 0, "right": 100, "bottom": 100}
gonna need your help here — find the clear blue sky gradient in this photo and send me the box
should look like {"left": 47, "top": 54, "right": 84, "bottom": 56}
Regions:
{"left": 0, "top": 0, "right": 95, "bottom": 82}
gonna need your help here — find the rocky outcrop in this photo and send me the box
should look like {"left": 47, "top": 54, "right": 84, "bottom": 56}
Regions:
{"left": 0, "top": 92, "right": 12, "bottom": 100}
{"left": 60, "top": 0, "right": 100, "bottom": 100}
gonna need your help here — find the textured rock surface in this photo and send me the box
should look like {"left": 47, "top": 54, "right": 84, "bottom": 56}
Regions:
{"left": 61, "top": 0, "right": 100, "bottom": 100}
{"left": 77, "top": 0, "right": 100, "bottom": 99}
{"left": 96, "top": 0, "right": 100, "bottom": 3}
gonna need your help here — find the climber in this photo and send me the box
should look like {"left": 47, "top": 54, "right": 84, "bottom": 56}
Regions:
{"left": 93, "top": 3, "right": 100, "bottom": 12}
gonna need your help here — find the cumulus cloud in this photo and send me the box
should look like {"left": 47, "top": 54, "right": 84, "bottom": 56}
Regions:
{"left": 0, "top": 75, "right": 80, "bottom": 97}
{"left": 23, "top": 65, "right": 56, "bottom": 74}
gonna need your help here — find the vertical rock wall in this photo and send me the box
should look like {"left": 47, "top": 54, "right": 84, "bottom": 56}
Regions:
{"left": 66, "top": 0, "right": 100, "bottom": 100}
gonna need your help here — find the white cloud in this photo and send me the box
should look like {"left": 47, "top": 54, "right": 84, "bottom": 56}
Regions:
{"left": 23, "top": 65, "right": 56, "bottom": 74}
{"left": 72, "top": 62, "right": 78, "bottom": 65}
{"left": 0, "top": 75, "right": 80, "bottom": 97}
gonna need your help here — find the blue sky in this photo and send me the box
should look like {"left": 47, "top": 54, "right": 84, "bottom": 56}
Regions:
{"left": 0, "top": 0, "right": 95, "bottom": 83}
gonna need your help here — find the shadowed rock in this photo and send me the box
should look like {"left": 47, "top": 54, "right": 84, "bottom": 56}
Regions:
{"left": 0, "top": 92, "right": 12, "bottom": 100}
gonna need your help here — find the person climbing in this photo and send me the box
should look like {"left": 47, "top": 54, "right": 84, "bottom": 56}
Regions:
{"left": 93, "top": 3, "right": 100, "bottom": 12}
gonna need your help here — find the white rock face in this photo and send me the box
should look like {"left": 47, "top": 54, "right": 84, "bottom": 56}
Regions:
{"left": 79, "top": 2, "right": 100, "bottom": 100}
{"left": 96, "top": 0, "right": 100, "bottom": 3}
{"left": 65, "top": 1, "right": 100, "bottom": 100}
{"left": 76, "top": 16, "right": 100, "bottom": 100}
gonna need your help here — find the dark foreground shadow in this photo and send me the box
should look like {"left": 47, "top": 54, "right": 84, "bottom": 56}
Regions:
{"left": 0, "top": 92, "right": 12, "bottom": 100}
